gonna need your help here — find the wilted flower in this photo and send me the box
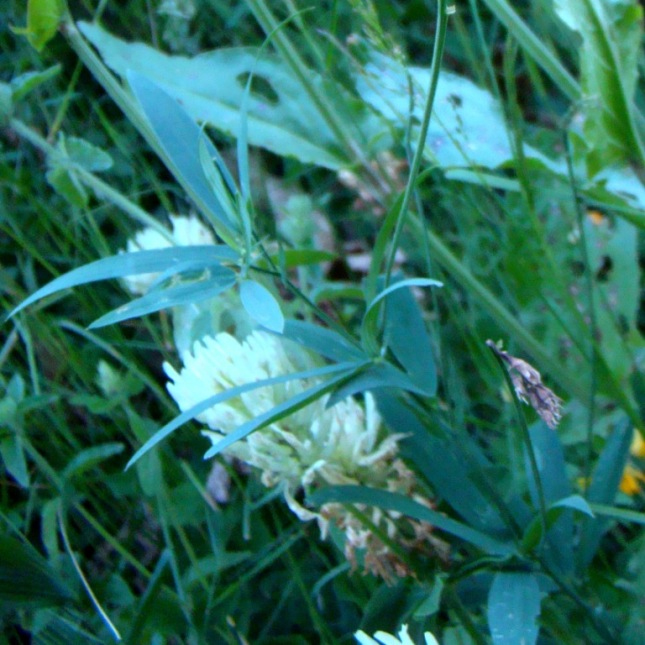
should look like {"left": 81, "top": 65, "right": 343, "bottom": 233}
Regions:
{"left": 122, "top": 215, "right": 215, "bottom": 294}
{"left": 354, "top": 624, "right": 439, "bottom": 645}
{"left": 486, "top": 340, "right": 562, "bottom": 429}
{"left": 165, "top": 330, "right": 445, "bottom": 581}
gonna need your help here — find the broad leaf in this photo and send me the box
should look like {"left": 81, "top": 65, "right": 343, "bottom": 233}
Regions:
{"left": 361, "top": 277, "right": 442, "bottom": 357}
{"left": 279, "top": 319, "right": 365, "bottom": 363}
{"left": 554, "top": 0, "right": 644, "bottom": 171}
{"left": 79, "top": 22, "right": 366, "bottom": 169}
{"left": 0, "top": 536, "right": 75, "bottom": 606}
{"left": 488, "top": 572, "right": 542, "bottom": 645}
{"left": 356, "top": 51, "right": 558, "bottom": 171}
{"left": 577, "top": 417, "right": 633, "bottom": 570}
{"left": 376, "top": 392, "right": 521, "bottom": 536}
{"left": 11, "top": 0, "right": 64, "bottom": 52}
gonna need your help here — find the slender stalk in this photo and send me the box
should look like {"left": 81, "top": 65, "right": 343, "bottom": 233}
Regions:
{"left": 384, "top": 0, "right": 451, "bottom": 284}
{"left": 487, "top": 344, "right": 548, "bottom": 541}
{"left": 564, "top": 135, "right": 597, "bottom": 494}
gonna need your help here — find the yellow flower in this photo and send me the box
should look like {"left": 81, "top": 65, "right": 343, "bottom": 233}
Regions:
{"left": 630, "top": 430, "right": 645, "bottom": 458}
{"left": 619, "top": 464, "right": 645, "bottom": 496}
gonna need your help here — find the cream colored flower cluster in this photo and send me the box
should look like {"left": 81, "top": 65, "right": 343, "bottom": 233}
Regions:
{"left": 165, "top": 330, "right": 445, "bottom": 581}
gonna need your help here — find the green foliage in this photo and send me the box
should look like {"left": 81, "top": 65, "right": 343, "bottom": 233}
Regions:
{"left": 2, "top": 0, "right": 644, "bottom": 642}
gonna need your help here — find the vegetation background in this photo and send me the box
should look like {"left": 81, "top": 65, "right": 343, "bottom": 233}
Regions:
{"left": 1, "top": 0, "right": 644, "bottom": 643}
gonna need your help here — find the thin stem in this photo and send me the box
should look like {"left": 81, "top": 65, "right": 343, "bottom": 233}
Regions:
{"left": 384, "top": 0, "right": 451, "bottom": 285}
{"left": 564, "top": 134, "right": 597, "bottom": 495}
{"left": 487, "top": 343, "right": 548, "bottom": 543}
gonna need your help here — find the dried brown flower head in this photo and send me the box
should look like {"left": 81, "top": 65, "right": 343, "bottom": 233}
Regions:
{"left": 486, "top": 340, "right": 563, "bottom": 429}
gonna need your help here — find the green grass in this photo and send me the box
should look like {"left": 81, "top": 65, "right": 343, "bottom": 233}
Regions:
{"left": 1, "top": 0, "right": 644, "bottom": 643}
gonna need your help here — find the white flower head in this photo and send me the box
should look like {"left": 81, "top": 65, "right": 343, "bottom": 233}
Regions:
{"left": 165, "top": 330, "right": 446, "bottom": 580}
{"left": 354, "top": 624, "right": 439, "bottom": 645}
{"left": 122, "top": 215, "right": 216, "bottom": 294}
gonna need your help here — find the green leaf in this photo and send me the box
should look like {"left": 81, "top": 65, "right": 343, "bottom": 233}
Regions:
{"left": 356, "top": 51, "right": 558, "bottom": 171}
{"left": 61, "top": 442, "right": 124, "bottom": 480}
{"left": 487, "top": 572, "right": 541, "bottom": 645}
{"left": 8, "top": 245, "right": 237, "bottom": 319}
{"left": 0, "top": 434, "right": 29, "bottom": 488}
{"left": 80, "top": 22, "right": 351, "bottom": 169}
{"left": 269, "top": 248, "right": 337, "bottom": 268}
{"left": 375, "top": 392, "right": 510, "bottom": 535}
{"left": 0, "top": 83, "right": 12, "bottom": 125}
{"left": 382, "top": 276, "right": 438, "bottom": 396}
{"left": 577, "top": 417, "right": 633, "bottom": 570}
{"left": 46, "top": 163, "right": 88, "bottom": 208}
{"left": 126, "top": 361, "right": 362, "bottom": 469}
{"left": 10, "top": 64, "right": 61, "bottom": 102}
{"left": 361, "top": 278, "right": 442, "bottom": 357}
{"left": 11, "top": 0, "right": 64, "bottom": 52}
{"left": 308, "top": 486, "right": 515, "bottom": 556}
{"left": 326, "top": 362, "right": 428, "bottom": 407}
{"left": 0, "top": 536, "right": 75, "bottom": 606}
{"left": 554, "top": 0, "right": 645, "bottom": 170}
{"left": 589, "top": 503, "right": 645, "bottom": 525}
{"left": 126, "top": 71, "right": 239, "bottom": 237}
{"left": 239, "top": 279, "right": 284, "bottom": 333}
{"left": 45, "top": 134, "right": 113, "bottom": 207}
{"left": 88, "top": 265, "right": 237, "bottom": 328}
{"left": 279, "top": 319, "right": 365, "bottom": 363}
{"left": 524, "top": 423, "right": 573, "bottom": 573}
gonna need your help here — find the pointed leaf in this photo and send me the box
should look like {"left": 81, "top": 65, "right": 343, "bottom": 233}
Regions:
{"left": 126, "top": 70, "right": 239, "bottom": 234}
{"left": 383, "top": 276, "right": 438, "bottom": 396}
{"left": 577, "top": 417, "right": 632, "bottom": 569}
{"left": 8, "top": 245, "right": 237, "bottom": 318}
{"left": 279, "top": 319, "right": 365, "bottom": 363}
{"left": 88, "top": 265, "right": 237, "bottom": 328}
{"left": 361, "top": 278, "right": 442, "bottom": 356}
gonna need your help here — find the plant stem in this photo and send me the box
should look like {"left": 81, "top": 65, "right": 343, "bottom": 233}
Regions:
{"left": 384, "top": 0, "right": 451, "bottom": 285}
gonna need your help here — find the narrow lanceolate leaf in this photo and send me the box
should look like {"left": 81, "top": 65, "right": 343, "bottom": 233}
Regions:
{"left": 126, "top": 71, "right": 240, "bottom": 237}
{"left": 488, "top": 572, "right": 542, "bottom": 645}
{"left": 554, "top": 0, "right": 645, "bottom": 170}
{"left": 88, "top": 265, "right": 237, "bottom": 328}
{"left": 79, "top": 22, "right": 352, "bottom": 169}
{"left": 8, "top": 245, "right": 238, "bottom": 319}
